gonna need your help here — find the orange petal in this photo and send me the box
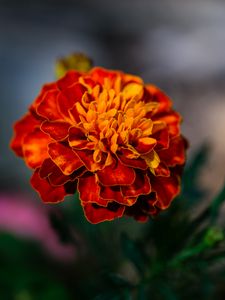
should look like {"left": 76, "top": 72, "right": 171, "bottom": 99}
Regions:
{"left": 159, "top": 136, "right": 186, "bottom": 167}
{"left": 57, "top": 70, "right": 81, "bottom": 90}
{"left": 74, "top": 149, "right": 99, "bottom": 172}
{"left": 68, "top": 127, "right": 95, "bottom": 150}
{"left": 39, "top": 158, "right": 82, "bottom": 186}
{"left": 30, "top": 82, "right": 57, "bottom": 117}
{"left": 57, "top": 83, "right": 87, "bottom": 118}
{"left": 154, "top": 162, "right": 170, "bottom": 177}
{"left": 100, "top": 185, "right": 137, "bottom": 206}
{"left": 117, "top": 148, "right": 148, "bottom": 170}
{"left": 23, "top": 128, "right": 52, "bottom": 169}
{"left": 41, "top": 120, "right": 70, "bottom": 140}
{"left": 146, "top": 84, "right": 172, "bottom": 113}
{"left": 156, "top": 112, "right": 181, "bottom": 137}
{"left": 151, "top": 174, "right": 180, "bottom": 209}
{"left": 153, "top": 128, "right": 169, "bottom": 150}
{"left": 90, "top": 67, "right": 119, "bottom": 86}
{"left": 36, "top": 90, "right": 63, "bottom": 121}
{"left": 48, "top": 142, "right": 83, "bottom": 175}
{"left": 82, "top": 202, "right": 125, "bottom": 224}
{"left": 135, "top": 137, "right": 157, "bottom": 154}
{"left": 11, "top": 113, "right": 40, "bottom": 157}
{"left": 97, "top": 160, "right": 136, "bottom": 186}
{"left": 78, "top": 173, "right": 108, "bottom": 206}
{"left": 31, "top": 169, "right": 67, "bottom": 203}
{"left": 121, "top": 171, "right": 151, "bottom": 197}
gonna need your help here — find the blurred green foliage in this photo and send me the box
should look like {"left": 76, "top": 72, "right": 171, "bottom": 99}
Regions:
{"left": 1, "top": 145, "right": 225, "bottom": 299}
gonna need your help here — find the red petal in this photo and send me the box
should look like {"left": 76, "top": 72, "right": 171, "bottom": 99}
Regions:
{"left": 31, "top": 169, "right": 66, "bottom": 203}
{"left": 58, "top": 83, "right": 87, "bottom": 118}
{"left": 154, "top": 162, "right": 170, "bottom": 177}
{"left": 151, "top": 174, "right": 180, "bottom": 209}
{"left": 39, "top": 158, "right": 80, "bottom": 186}
{"left": 135, "top": 137, "right": 157, "bottom": 154}
{"left": 78, "top": 173, "right": 108, "bottom": 206}
{"left": 48, "top": 142, "right": 83, "bottom": 175}
{"left": 97, "top": 160, "right": 136, "bottom": 186}
{"left": 153, "top": 128, "right": 169, "bottom": 150}
{"left": 82, "top": 202, "right": 125, "bottom": 224}
{"left": 41, "top": 120, "right": 70, "bottom": 140}
{"left": 30, "top": 82, "right": 57, "bottom": 117}
{"left": 90, "top": 67, "right": 119, "bottom": 86}
{"left": 23, "top": 128, "right": 52, "bottom": 168}
{"left": 155, "top": 112, "right": 181, "bottom": 137}
{"left": 57, "top": 70, "right": 81, "bottom": 90}
{"left": 11, "top": 113, "right": 39, "bottom": 157}
{"left": 68, "top": 127, "right": 94, "bottom": 150}
{"left": 146, "top": 84, "right": 172, "bottom": 113}
{"left": 100, "top": 185, "right": 137, "bottom": 206}
{"left": 117, "top": 148, "right": 148, "bottom": 170}
{"left": 74, "top": 149, "right": 99, "bottom": 172}
{"left": 159, "top": 136, "right": 186, "bottom": 166}
{"left": 36, "top": 90, "right": 63, "bottom": 121}
{"left": 121, "top": 171, "right": 151, "bottom": 197}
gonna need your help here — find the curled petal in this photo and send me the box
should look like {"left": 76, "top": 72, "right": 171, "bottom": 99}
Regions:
{"left": 154, "top": 162, "right": 170, "bottom": 177}
{"left": 135, "top": 137, "right": 157, "bottom": 154}
{"left": 97, "top": 160, "right": 136, "bottom": 186}
{"left": 11, "top": 113, "right": 39, "bottom": 157}
{"left": 57, "top": 70, "right": 81, "bottom": 90}
{"left": 151, "top": 174, "right": 180, "bottom": 209}
{"left": 159, "top": 136, "right": 186, "bottom": 166}
{"left": 100, "top": 185, "right": 136, "bottom": 206}
{"left": 36, "top": 90, "right": 63, "bottom": 121}
{"left": 57, "top": 83, "right": 87, "bottom": 118}
{"left": 31, "top": 169, "right": 67, "bottom": 203}
{"left": 82, "top": 202, "right": 125, "bottom": 224}
{"left": 117, "top": 148, "right": 148, "bottom": 170}
{"left": 48, "top": 142, "right": 83, "bottom": 175}
{"left": 121, "top": 171, "right": 151, "bottom": 197}
{"left": 146, "top": 84, "right": 172, "bottom": 113}
{"left": 78, "top": 173, "right": 108, "bottom": 206}
{"left": 41, "top": 120, "right": 70, "bottom": 140}
{"left": 74, "top": 149, "right": 100, "bottom": 172}
{"left": 23, "top": 128, "right": 52, "bottom": 169}
{"left": 156, "top": 112, "right": 181, "bottom": 137}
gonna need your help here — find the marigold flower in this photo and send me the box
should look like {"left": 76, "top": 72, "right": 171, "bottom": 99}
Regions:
{"left": 11, "top": 67, "right": 187, "bottom": 223}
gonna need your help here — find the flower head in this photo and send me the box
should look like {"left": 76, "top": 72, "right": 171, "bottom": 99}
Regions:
{"left": 11, "top": 67, "right": 187, "bottom": 223}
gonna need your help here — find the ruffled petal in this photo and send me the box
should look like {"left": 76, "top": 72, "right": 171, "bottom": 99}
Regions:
{"left": 23, "top": 128, "right": 52, "bottom": 169}
{"left": 135, "top": 137, "right": 157, "bottom": 154}
{"left": 117, "top": 148, "right": 148, "bottom": 170}
{"left": 155, "top": 112, "right": 181, "bottom": 137}
{"left": 82, "top": 202, "right": 125, "bottom": 224}
{"left": 31, "top": 169, "right": 66, "bottom": 203}
{"left": 41, "top": 120, "right": 70, "bottom": 140}
{"left": 100, "top": 185, "right": 136, "bottom": 206}
{"left": 78, "top": 173, "right": 108, "bottom": 206}
{"left": 146, "top": 84, "right": 172, "bottom": 113}
{"left": 57, "top": 83, "right": 87, "bottom": 118}
{"left": 74, "top": 149, "right": 99, "bottom": 172}
{"left": 151, "top": 174, "right": 180, "bottom": 209}
{"left": 11, "top": 113, "right": 40, "bottom": 157}
{"left": 159, "top": 136, "right": 186, "bottom": 167}
{"left": 48, "top": 142, "right": 83, "bottom": 175}
{"left": 57, "top": 70, "right": 81, "bottom": 90}
{"left": 97, "top": 160, "right": 136, "bottom": 186}
{"left": 36, "top": 90, "right": 63, "bottom": 121}
{"left": 121, "top": 171, "right": 151, "bottom": 197}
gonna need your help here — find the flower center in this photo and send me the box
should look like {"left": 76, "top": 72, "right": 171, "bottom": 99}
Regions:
{"left": 70, "top": 77, "right": 160, "bottom": 168}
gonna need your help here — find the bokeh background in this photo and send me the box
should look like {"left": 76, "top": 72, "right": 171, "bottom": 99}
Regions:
{"left": 1, "top": 0, "right": 225, "bottom": 299}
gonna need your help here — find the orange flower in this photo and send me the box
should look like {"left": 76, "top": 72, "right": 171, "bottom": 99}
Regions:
{"left": 11, "top": 67, "right": 187, "bottom": 223}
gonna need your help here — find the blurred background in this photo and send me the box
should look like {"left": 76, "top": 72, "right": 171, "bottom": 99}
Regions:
{"left": 1, "top": 0, "right": 225, "bottom": 299}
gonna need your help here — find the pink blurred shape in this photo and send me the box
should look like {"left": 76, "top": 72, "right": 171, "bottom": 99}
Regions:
{"left": 0, "top": 193, "right": 77, "bottom": 262}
